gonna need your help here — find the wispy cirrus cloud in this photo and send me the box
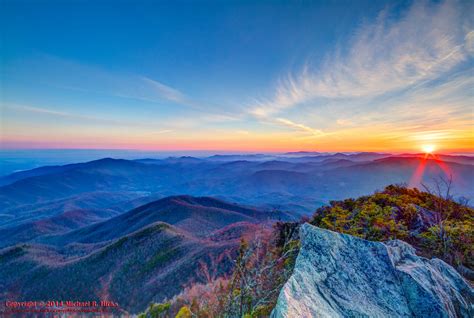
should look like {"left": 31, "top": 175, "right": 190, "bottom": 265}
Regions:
{"left": 2, "top": 104, "right": 173, "bottom": 131}
{"left": 3, "top": 54, "right": 245, "bottom": 124}
{"left": 275, "top": 118, "right": 325, "bottom": 136}
{"left": 139, "top": 76, "right": 187, "bottom": 104}
{"left": 4, "top": 104, "right": 121, "bottom": 123}
{"left": 2, "top": 103, "right": 239, "bottom": 135}
{"left": 250, "top": 0, "right": 473, "bottom": 125}
{"left": 5, "top": 55, "right": 193, "bottom": 107}
{"left": 148, "top": 129, "right": 174, "bottom": 135}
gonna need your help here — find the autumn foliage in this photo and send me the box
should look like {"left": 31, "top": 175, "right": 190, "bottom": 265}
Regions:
{"left": 139, "top": 223, "right": 299, "bottom": 317}
{"left": 311, "top": 184, "right": 474, "bottom": 274}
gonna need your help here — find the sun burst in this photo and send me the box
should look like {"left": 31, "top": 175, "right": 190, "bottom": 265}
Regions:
{"left": 421, "top": 144, "right": 436, "bottom": 154}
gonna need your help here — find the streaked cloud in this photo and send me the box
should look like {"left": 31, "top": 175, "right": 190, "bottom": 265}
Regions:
{"left": 5, "top": 55, "right": 192, "bottom": 107}
{"left": 3, "top": 104, "right": 169, "bottom": 130}
{"left": 3, "top": 54, "right": 244, "bottom": 127}
{"left": 2, "top": 103, "right": 241, "bottom": 137}
{"left": 240, "top": 0, "right": 474, "bottom": 154}
{"left": 275, "top": 118, "right": 325, "bottom": 136}
{"left": 4, "top": 104, "right": 121, "bottom": 124}
{"left": 139, "top": 76, "right": 187, "bottom": 104}
{"left": 149, "top": 129, "right": 174, "bottom": 135}
{"left": 250, "top": 0, "right": 473, "bottom": 119}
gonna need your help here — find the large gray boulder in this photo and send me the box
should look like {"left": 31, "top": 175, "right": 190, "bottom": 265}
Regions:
{"left": 272, "top": 223, "right": 473, "bottom": 318}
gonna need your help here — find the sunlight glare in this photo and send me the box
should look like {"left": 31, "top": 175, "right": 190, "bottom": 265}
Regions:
{"left": 421, "top": 144, "right": 436, "bottom": 154}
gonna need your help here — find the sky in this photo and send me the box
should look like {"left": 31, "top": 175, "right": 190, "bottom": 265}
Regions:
{"left": 1, "top": 0, "right": 473, "bottom": 153}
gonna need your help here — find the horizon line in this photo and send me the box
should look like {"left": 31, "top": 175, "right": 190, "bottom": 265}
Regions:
{"left": 0, "top": 147, "right": 473, "bottom": 156}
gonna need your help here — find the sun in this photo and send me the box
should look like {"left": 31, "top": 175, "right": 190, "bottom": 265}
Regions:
{"left": 421, "top": 144, "right": 436, "bottom": 154}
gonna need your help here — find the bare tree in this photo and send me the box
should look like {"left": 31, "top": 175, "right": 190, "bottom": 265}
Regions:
{"left": 422, "top": 174, "right": 453, "bottom": 200}
{"left": 421, "top": 174, "right": 454, "bottom": 260}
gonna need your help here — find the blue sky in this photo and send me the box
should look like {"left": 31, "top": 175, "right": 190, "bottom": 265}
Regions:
{"left": 1, "top": 0, "right": 473, "bottom": 152}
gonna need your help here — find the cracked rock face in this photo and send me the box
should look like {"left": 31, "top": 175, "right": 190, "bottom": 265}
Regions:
{"left": 272, "top": 223, "right": 474, "bottom": 318}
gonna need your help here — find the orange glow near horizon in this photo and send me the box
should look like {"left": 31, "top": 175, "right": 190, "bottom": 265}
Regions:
{"left": 1, "top": 125, "right": 473, "bottom": 153}
{"left": 1, "top": 135, "right": 473, "bottom": 153}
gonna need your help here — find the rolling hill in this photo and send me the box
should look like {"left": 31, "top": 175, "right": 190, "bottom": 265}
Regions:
{"left": 0, "top": 222, "right": 237, "bottom": 313}
{"left": 0, "top": 208, "right": 120, "bottom": 248}
{"left": 0, "top": 191, "right": 142, "bottom": 229}
{"left": 0, "top": 195, "right": 281, "bottom": 313}
{"left": 41, "top": 195, "right": 290, "bottom": 246}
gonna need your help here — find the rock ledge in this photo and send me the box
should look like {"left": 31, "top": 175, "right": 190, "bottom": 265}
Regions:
{"left": 272, "top": 223, "right": 474, "bottom": 318}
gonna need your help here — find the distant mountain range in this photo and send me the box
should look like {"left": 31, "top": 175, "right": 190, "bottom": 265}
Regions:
{"left": 0, "top": 153, "right": 472, "bottom": 217}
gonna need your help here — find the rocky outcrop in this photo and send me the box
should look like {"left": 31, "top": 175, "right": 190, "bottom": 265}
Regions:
{"left": 410, "top": 205, "right": 437, "bottom": 235}
{"left": 272, "top": 223, "right": 474, "bottom": 318}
